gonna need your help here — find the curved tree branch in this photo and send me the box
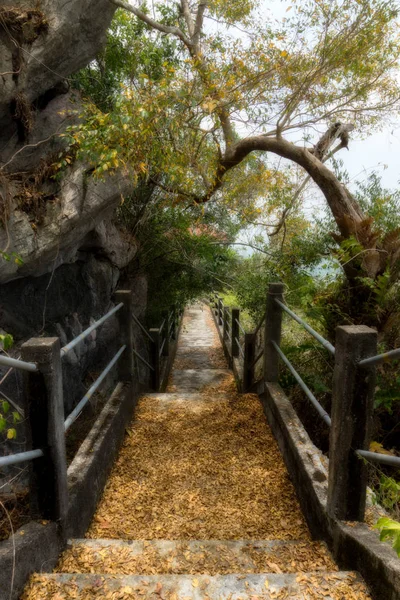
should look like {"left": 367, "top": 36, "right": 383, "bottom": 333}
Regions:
{"left": 109, "top": 0, "right": 193, "bottom": 49}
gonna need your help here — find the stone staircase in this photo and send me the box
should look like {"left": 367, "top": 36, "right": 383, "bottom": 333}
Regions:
{"left": 22, "top": 304, "right": 372, "bottom": 599}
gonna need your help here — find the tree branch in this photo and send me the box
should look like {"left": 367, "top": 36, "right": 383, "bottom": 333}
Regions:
{"left": 197, "top": 132, "right": 365, "bottom": 237}
{"left": 109, "top": 0, "right": 193, "bottom": 49}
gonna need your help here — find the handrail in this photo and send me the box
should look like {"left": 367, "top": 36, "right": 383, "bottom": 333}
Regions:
{"left": 272, "top": 341, "right": 331, "bottom": 426}
{"left": 356, "top": 449, "right": 400, "bottom": 467}
{"left": 235, "top": 337, "right": 245, "bottom": 358}
{"left": 275, "top": 299, "right": 335, "bottom": 355}
{"left": 159, "top": 338, "right": 166, "bottom": 357}
{"left": 254, "top": 313, "right": 266, "bottom": 337}
{"left": 0, "top": 448, "right": 44, "bottom": 468}
{"left": 64, "top": 345, "right": 126, "bottom": 432}
{"left": 133, "top": 348, "right": 155, "bottom": 371}
{"left": 235, "top": 318, "right": 246, "bottom": 336}
{"left": 132, "top": 312, "right": 153, "bottom": 342}
{"left": 159, "top": 319, "right": 166, "bottom": 334}
{"left": 358, "top": 347, "right": 400, "bottom": 368}
{"left": 0, "top": 354, "right": 38, "bottom": 373}
{"left": 249, "top": 348, "right": 264, "bottom": 371}
{"left": 60, "top": 303, "right": 124, "bottom": 357}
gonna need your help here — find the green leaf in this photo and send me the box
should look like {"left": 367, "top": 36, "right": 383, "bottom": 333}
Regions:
{"left": 375, "top": 517, "right": 400, "bottom": 556}
{"left": 2, "top": 401, "right": 10, "bottom": 414}
{"left": 0, "top": 416, "right": 6, "bottom": 432}
{"left": 12, "top": 411, "right": 22, "bottom": 423}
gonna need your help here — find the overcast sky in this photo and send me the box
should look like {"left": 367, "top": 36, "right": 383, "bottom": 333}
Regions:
{"left": 206, "top": 0, "right": 400, "bottom": 194}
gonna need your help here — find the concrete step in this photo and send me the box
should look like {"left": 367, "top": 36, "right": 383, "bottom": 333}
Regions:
{"left": 28, "top": 571, "right": 371, "bottom": 599}
{"left": 144, "top": 393, "right": 232, "bottom": 404}
{"left": 169, "top": 369, "right": 232, "bottom": 392}
{"left": 58, "top": 539, "right": 337, "bottom": 575}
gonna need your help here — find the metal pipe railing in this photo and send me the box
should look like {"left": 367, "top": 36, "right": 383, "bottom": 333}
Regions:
{"left": 249, "top": 348, "right": 264, "bottom": 371}
{"left": 0, "top": 354, "right": 38, "bottom": 373}
{"left": 132, "top": 312, "right": 153, "bottom": 342}
{"left": 61, "top": 303, "right": 123, "bottom": 357}
{"left": 235, "top": 337, "right": 245, "bottom": 358}
{"left": 133, "top": 348, "right": 155, "bottom": 371}
{"left": 159, "top": 338, "right": 166, "bottom": 357}
{"left": 235, "top": 318, "right": 246, "bottom": 336}
{"left": 272, "top": 341, "right": 331, "bottom": 426}
{"left": 64, "top": 345, "right": 126, "bottom": 432}
{"left": 0, "top": 448, "right": 44, "bottom": 468}
{"left": 358, "top": 347, "right": 400, "bottom": 368}
{"left": 254, "top": 313, "right": 266, "bottom": 337}
{"left": 356, "top": 449, "right": 400, "bottom": 467}
{"left": 275, "top": 299, "right": 335, "bottom": 355}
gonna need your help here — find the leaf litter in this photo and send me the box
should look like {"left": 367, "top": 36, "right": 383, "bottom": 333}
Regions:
{"left": 21, "top": 304, "right": 372, "bottom": 599}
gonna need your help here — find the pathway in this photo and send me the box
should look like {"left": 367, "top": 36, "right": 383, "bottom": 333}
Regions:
{"left": 22, "top": 304, "right": 371, "bottom": 599}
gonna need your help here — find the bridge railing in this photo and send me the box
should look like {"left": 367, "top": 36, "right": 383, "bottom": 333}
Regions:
{"left": 210, "top": 284, "right": 400, "bottom": 523}
{"left": 0, "top": 290, "right": 183, "bottom": 526}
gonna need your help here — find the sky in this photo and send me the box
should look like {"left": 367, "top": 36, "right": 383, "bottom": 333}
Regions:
{"left": 206, "top": 0, "right": 400, "bottom": 194}
{"left": 202, "top": 0, "right": 400, "bottom": 249}
{"left": 264, "top": 0, "right": 400, "bottom": 193}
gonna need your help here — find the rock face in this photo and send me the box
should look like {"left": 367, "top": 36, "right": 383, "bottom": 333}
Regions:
{"left": 0, "top": 0, "right": 115, "bottom": 124}
{"left": 0, "top": 1, "right": 150, "bottom": 421}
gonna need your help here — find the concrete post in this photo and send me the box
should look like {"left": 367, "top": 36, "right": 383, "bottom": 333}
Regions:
{"left": 231, "top": 308, "right": 240, "bottom": 358}
{"left": 161, "top": 311, "right": 170, "bottom": 357}
{"left": 264, "top": 282, "right": 284, "bottom": 382}
{"left": 21, "top": 337, "right": 68, "bottom": 526}
{"left": 243, "top": 332, "right": 256, "bottom": 392}
{"left": 327, "top": 325, "right": 377, "bottom": 521}
{"left": 115, "top": 290, "right": 134, "bottom": 383}
{"left": 149, "top": 328, "right": 161, "bottom": 391}
{"left": 170, "top": 307, "right": 176, "bottom": 341}
{"left": 218, "top": 298, "right": 223, "bottom": 326}
{"left": 222, "top": 306, "right": 229, "bottom": 341}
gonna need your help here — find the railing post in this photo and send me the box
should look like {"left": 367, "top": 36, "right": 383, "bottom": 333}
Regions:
{"left": 21, "top": 337, "right": 68, "bottom": 526}
{"left": 222, "top": 306, "right": 229, "bottom": 341}
{"left": 162, "top": 311, "right": 170, "bottom": 356}
{"left": 214, "top": 296, "right": 219, "bottom": 317}
{"left": 149, "top": 328, "right": 161, "bottom": 391}
{"left": 231, "top": 308, "right": 240, "bottom": 358}
{"left": 327, "top": 325, "right": 377, "bottom": 521}
{"left": 264, "top": 282, "right": 284, "bottom": 382}
{"left": 243, "top": 332, "right": 256, "bottom": 392}
{"left": 218, "top": 298, "right": 223, "bottom": 326}
{"left": 170, "top": 307, "right": 176, "bottom": 341}
{"left": 114, "top": 290, "right": 134, "bottom": 383}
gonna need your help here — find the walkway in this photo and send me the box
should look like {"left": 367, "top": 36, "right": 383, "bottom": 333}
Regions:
{"left": 22, "top": 304, "right": 371, "bottom": 599}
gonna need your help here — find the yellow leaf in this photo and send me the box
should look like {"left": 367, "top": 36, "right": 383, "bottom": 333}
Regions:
{"left": 192, "top": 579, "right": 199, "bottom": 588}
{"left": 264, "top": 579, "right": 269, "bottom": 589}
{"left": 281, "top": 50, "right": 288, "bottom": 57}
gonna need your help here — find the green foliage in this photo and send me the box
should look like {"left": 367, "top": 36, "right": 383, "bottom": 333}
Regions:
{"left": 0, "top": 336, "right": 20, "bottom": 441}
{"left": 0, "top": 251, "right": 23, "bottom": 266}
{"left": 0, "top": 333, "right": 13, "bottom": 351}
{"left": 375, "top": 517, "right": 400, "bottom": 556}
{"left": 72, "top": 9, "right": 180, "bottom": 111}
{"left": 372, "top": 474, "right": 400, "bottom": 513}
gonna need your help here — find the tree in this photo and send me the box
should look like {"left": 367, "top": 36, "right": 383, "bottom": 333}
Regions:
{"left": 69, "top": 0, "right": 400, "bottom": 322}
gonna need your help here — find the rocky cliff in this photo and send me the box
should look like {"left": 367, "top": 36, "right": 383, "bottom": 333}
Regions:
{"left": 0, "top": 1, "right": 147, "bottom": 411}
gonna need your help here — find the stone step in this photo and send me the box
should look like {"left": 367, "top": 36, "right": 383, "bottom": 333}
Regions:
{"left": 26, "top": 571, "right": 371, "bottom": 599}
{"left": 58, "top": 539, "right": 337, "bottom": 575}
{"left": 144, "top": 393, "right": 232, "bottom": 404}
{"left": 169, "top": 369, "right": 232, "bottom": 392}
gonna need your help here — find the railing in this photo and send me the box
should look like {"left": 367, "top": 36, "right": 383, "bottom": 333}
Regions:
{"left": 210, "top": 284, "right": 400, "bottom": 523}
{"left": 0, "top": 289, "right": 183, "bottom": 527}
